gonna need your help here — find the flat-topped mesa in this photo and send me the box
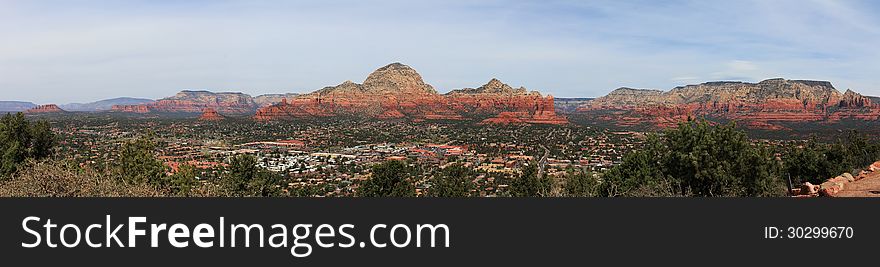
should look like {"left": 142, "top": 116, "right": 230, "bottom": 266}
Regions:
{"left": 586, "top": 87, "right": 665, "bottom": 108}
{"left": 664, "top": 78, "right": 840, "bottom": 105}
{"left": 577, "top": 78, "right": 880, "bottom": 129}
{"left": 587, "top": 78, "right": 843, "bottom": 107}
{"left": 25, "top": 104, "right": 65, "bottom": 113}
{"left": 114, "top": 90, "right": 259, "bottom": 114}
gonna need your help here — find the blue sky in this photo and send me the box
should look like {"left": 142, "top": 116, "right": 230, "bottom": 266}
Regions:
{"left": 2, "top": 0, "right": 880, "bottom": 103}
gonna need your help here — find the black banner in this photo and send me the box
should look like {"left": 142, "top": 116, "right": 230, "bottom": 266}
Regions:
{"left": 0, "top": 198, "right": 876, "bottom": 266}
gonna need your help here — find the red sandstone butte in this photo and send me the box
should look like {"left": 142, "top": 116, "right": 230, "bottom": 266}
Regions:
{"left": 25, "top": 104, "right": 65, "bottom": 114}
{"left": 198, "top": 108, "right": 224, "bottom": 121}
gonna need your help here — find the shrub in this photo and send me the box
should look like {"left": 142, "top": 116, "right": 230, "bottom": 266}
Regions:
{"left": 599, "top": 120, "right": 786, "bottom": 197}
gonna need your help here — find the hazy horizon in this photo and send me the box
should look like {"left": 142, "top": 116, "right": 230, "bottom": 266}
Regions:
{"left": 2, "top": 0, "right": 880, "bottom": 104}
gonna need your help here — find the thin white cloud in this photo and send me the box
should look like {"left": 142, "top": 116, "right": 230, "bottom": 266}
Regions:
{"left": 2, "top": 0, "right": 880, "bottom": 103}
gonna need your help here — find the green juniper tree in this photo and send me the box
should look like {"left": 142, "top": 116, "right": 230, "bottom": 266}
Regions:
{"left": 168, "top": 164, "right": 200, "bottom": 196}
{"left": 509, "top": 163, "right": 553, "bottom": 197}
{"left": 564, "top": 171, "right": 599, "bottom": 197}
{"left": 427, "top": 164, "right": 474, "bottom": 197}
{"left": 115, "top": 135, "right": 168, "bottom": 186}
{"left": 599, "top": 120, "right": 786, "bottom": 197}
{"left": 359, "top": 160, "right": 415, "bottom": 197}
{"left": 0, "top": 113, "right": 55, "bottom": 179}
{"left": 222, "top": 154, "right": 284, "bottom": 197}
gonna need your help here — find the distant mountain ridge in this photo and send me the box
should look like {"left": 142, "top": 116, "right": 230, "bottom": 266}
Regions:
{"left": 0, "top": 101, "right": 37, "bottom": 112}
{"left": 112, "top": 91, "right": 296, "bottom": 114}
{"left": 9, "top": 67, "right": 880, "bottom": 130}
{"left": 61, "top": 97, "right": 154, "bottom": 112}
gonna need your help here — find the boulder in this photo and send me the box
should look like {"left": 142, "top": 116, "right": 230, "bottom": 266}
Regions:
{"left": 819, "top": 180, "right": 845, "bottom": 197}
{"left": 800, "top": 182, "right": 820, "bottom": 195}
{"left": 841, "top": 173, "right": 854, "bottom": 182}
{"left": 870, "top": 161, "right": 880, "bottom": 172}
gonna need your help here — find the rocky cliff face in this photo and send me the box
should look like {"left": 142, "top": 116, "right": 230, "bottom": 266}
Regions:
{"left": 25, "top": 104, "right": 65, "bottom": 114}
{"left": 447, "top": 78, "right": 531, "bottom": 95}
{"left": 553, "top": 98, "right": 594, "bottom": 114}
{"left": 839, "top": 89, "right": 873, "bottom": 108}
{"left": 113, "top": 91, "right": 258, "bottom": 114}
{"left": 62, "top": 97, "right": 154, "bottom": 112}
{"left": 255, "top": 63, "right": 567, "bottom": 124}
{"left": 578, "top": 78, "right": 879, "bottom": 129}
{"left": 444, "top": 78, "right": 565, "bottom": 124}
{"left": 588, "top": 87, "right": 664, "bottom": 107}
{"left": 254, "top": 93, "right": 300, "bottom": 107}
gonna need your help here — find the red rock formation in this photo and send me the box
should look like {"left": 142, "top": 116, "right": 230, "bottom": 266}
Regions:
{"left": 112, "top": 104, "right": 151, "bottom": 113}
{"left": 113, "top": 91, "right": 258, "bottom": 115}
{"left": 25, "top": 104, "right": 65, "bottom": 113}
{"left": 254, "top": 93, "right": 300, "bottom": 107}
{"left": 839, "top": 89, "right": 874, "bottom": 108}
{"left": 198, "top": 108, "right": 224, "bottom": 121}
{"left": 254, "top": 64, "right": 566, "bottom": 125}
{"left": 577, "top": 78, "right": 880, "bottom": 129}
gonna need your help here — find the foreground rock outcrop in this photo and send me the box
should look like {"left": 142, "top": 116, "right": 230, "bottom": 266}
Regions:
{"left": 793, "top": 161, "right": 880, "bottom": 197}
{"left": 255, "top": 63, "right": 566, "bottom": 124}
{"left": 578, "top": 78, "right": 880, "bottom": 129}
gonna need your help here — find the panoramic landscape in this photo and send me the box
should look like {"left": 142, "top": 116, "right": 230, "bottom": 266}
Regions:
{"left": 3, "top": 0, "right": 880, "bottom": 198}
{"left": 3, "top": 62, "right": 880, "bottom": 197}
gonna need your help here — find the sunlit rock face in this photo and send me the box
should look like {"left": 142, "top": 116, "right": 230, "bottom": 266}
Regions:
{"left": 577, "top": 78, "right": 880, "bottom": 129}
{"left": 198, "top": 108, "right": 224, "bottom": 121}
{"left": 25, "top": 104, "right": 65, "bottom": 114}
{"left": 255, "top": 63, "right": 567, "bottom": 125}
{"left": 113, "top": 91, "right": 259, "bottom": 115}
